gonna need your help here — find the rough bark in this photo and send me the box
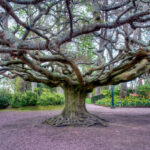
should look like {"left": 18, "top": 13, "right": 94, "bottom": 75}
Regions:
{"left": 44, "top": 86, "right": 107, "bottom": 127}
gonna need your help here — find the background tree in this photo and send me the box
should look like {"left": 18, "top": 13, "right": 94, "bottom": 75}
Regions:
{"left": 120, "top": 83, "right": 128, "bottom": 99}
{"left": 0, "top": 0, "right": 150, "bottom": 126}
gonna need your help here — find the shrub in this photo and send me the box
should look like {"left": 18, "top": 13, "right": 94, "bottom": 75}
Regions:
{"left": 86, "top": 98, "right": 92, "bottom": 104}
{"left": 0, "top": 99, "right": 9, "bottom": 109}
{"left": 55, "top": 93, "right": 65, "bottom": 105}
{"left": 21, "top": 91, "right": 37, "bottom": 106}
{"left": 10, "top": 92, "right": 22, "bottom": 108}
{"left": 96, "top": 95, "right": 150, "bottom": 107}
{"left": 10, "top": 91, "right": 37, "bottom": 108}
{"left": 38, "top": 89, "right": 64, "bottom": 106}
{"left": 91, "top": 94, "right": 105, "bottom": 103}
{"left": 102, "top": 89, "right": 121, "bottom": 97}
{"left": 10, "top": 89, "right": 64, "bottom": 108}
{"left": 136, "top": 81, "right": 150, "bottom": 98}
{"left": 0, "top": 89, "right": 12, "bottom": 109}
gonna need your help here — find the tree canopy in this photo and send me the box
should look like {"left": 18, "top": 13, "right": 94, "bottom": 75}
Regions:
{"left": 0, "top": 0, "right": 150, "bottom": 90}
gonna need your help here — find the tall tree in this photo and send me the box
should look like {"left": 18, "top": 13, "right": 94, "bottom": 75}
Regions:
{"left": 0, "top": 0, "right": 150, "bottom": 126}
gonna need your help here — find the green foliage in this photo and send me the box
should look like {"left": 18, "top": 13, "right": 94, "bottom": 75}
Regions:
{"left": 94, "top": 84, "right": 150, "bottom": 107}
{"left": 10, "top": 91, "right": 37, "bottom": 108}
{"left": 10, "top": 92, "right": 22, "bottom": 108}
{"left": 91, "top": 94, "right": 105, "bottom": 103}
{"left": 10, "top": 88, "right": 64, "bottom": 108}
{"left": 98, "top": 89, "right": 121, "bottom": 98}
{"left": 77, "top": 35, "right": 94, "bottom": 59}
{"left": 86, "top": 98, "right": 92, "bottom": 104}
{"left": 14, "top": 77, "right": 22, "bottom": 92}
{"left": 14, "top": 77, "right": 31, "bottom": 92}
{"left": 0, "top": 99, "right": 9, "bottom": 109}
{"left": 37, "top": 89, "right": 64, "bottom": 106}
{"left": 34, "top": 83, "right": 56, "bottom": 96}
{"left": 96, "top": 95, "right": 150, "bottom": 107}
{"left": 86, "top": 4, "right": 93, "bottom": 13}
{"left": 21, "top": 91, "right": 37, "bottom": 106}
{"left": 136, "top": 81, "right": 150, "bottom": 98}
{"left": 92, "top": 88, "right": 96, "bottom": 96}
{"left": 0, "top": 89, "right": 12, "bottom": 109}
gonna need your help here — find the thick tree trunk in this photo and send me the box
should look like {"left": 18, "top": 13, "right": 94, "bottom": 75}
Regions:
{"left": 62, "top": 87, "right": 87, "bottom": 117}
{"left": 44, "top": 86, "right": 107, "bottom": 127}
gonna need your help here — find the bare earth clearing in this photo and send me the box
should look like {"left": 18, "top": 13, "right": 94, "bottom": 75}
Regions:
{"left": 0, "top": 104, "right": 150, "bottom": 150}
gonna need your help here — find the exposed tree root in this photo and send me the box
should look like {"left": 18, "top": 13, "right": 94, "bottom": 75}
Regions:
{"left": 44, "top": 112, "right": 108, "bottom": 127}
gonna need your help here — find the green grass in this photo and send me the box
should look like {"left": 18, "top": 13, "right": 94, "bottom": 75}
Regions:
{"left": 0, "top": 98, "right": 92, "bottom": 111}
{"left": 0, "top": 105, "right": 64, "bottom": 111}
{"left": 86, "top": 98, "right": 92, "bottom": 104}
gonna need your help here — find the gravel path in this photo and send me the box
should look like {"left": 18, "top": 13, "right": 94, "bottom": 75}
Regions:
{"left": 0, "top": 104, "right": 150, "bottom": 150}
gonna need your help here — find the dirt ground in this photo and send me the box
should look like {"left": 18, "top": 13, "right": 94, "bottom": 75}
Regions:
{"left": 0, "top": 104, "right": 150, "bottom": 150}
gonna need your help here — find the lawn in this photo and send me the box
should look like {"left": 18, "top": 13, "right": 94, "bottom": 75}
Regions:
{"left": 0, "top": 98, "right": 91, "bottom": 111}
{"left": 0, "top": 105, "right": 64, "bottom": 111}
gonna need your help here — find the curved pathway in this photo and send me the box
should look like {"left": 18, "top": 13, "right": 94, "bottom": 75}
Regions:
{"left": 0, "top": 104, "right": 150, "bottom": 150}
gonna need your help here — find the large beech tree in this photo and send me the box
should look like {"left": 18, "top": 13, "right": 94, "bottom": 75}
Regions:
{"left": 0, "top": 0, "right": 150, "bottom": 126}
